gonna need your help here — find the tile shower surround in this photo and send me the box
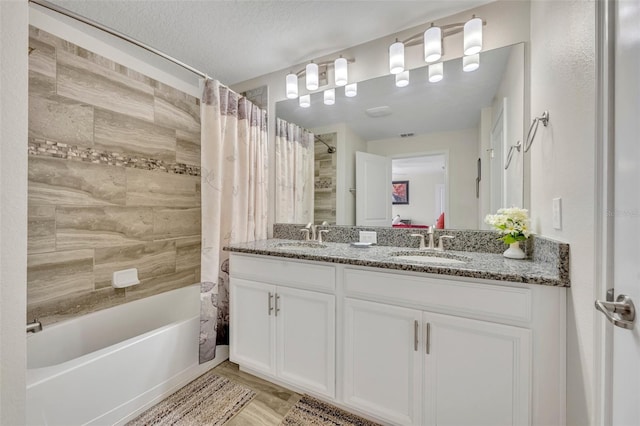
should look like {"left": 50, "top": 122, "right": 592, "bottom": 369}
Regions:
{"left": 27, "top": 27, "right": 202, "bottom": 326}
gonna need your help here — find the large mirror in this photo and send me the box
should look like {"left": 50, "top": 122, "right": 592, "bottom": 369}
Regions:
{"left": 276, "top": 43, "right": 525, "bottom": 229}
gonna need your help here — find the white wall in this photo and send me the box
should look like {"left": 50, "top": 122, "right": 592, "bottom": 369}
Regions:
{"left": 392, "top": 170, "right": 445, "bottom": 226}
{"left": 368, "top": 128, "right": 478, "bottom": 230}
{"left": 0, "top": 1, "right": 28, "bottom": 424}
{"left": 529, "top": 1, "right": 597, "bottom": 425}
{"left": 478, "top": 107, "right": 493, "bottom": 228}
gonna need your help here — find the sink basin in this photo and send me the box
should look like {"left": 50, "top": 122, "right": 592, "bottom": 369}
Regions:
{"left": 389, "top": 251, "right": 469, "bottom": 265}
{"left": 276, "top": 242, "right": 327, "bottom": 249}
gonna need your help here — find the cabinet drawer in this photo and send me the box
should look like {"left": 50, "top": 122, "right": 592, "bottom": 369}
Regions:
{"left": 230, "top": 254, "right": 335, "bottom": 292}
{"left": 344, "top": 268, "right": 532, "bottom": 324}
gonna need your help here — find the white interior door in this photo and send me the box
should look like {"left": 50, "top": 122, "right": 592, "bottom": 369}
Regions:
{"left": 355, "top": 151, "right": 392, "bottom": 226}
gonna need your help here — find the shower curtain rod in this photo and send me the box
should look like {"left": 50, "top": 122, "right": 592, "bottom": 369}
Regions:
{"left": 29, "top": 0, "right": 209, "bottom": 80}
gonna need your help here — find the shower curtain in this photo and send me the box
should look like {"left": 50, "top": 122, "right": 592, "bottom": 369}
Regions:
{"left": 199, "top": 79, "right": 268, "bottom": 363}
{"left": 275, "top": 118, "right": 314, "bottom": 223}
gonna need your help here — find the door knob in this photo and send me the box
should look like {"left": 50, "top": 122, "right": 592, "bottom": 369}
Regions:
{"left": 595, "top": 294, "right": 635, "bottom": 330}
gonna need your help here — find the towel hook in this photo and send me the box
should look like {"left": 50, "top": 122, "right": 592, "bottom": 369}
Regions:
{"left": 504, "top": 140, "right": 522, "bottom": 170}
{"left": 524, "top": 111, "right": 549, "bottom": 153}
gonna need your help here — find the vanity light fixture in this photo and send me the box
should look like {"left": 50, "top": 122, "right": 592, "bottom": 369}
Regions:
{"left": 464, "top": 15, "right": 483, "bottom": 55}
{"left": 424, "top": 24, "right": 442, "bottom": 63}
{"left": 428, "top": 63, "right": 443, "bottom": 83}
{"left": 345, "top": 83, "right": 358, "bottom": 97}
{"left": 306, "top": 62, "right": 319, "bottom": 91}
{"left": 324, "top": 88, "right": 335, "bottom": 105}
{"left": 395, "top": 70, "right": 410, "bottom": 87}
{"left": 299, "top": 94, "right": 311, "bottom": 108}
{"left": 389, "top": 39, "right": 405, "bottom": 74}
{"left": 463, "top": 54, "right": 480, "bottom": 72}
{"left": 334, "top": 56, "right": 348, "bottom": 86}
{"left": 286, "top": 72, "right": 298, "bottom": 99}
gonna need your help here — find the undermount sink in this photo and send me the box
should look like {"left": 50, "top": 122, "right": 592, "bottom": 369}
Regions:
{"left": 389, "top": 251, "right": 470, "bottom": 265}
{"left": 276, "top": 242, "right": 327, "bottom": 249}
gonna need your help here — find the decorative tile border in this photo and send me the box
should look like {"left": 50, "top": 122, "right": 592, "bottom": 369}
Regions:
{"left": 28, "top": 138, "right": 201, "bottom": 176}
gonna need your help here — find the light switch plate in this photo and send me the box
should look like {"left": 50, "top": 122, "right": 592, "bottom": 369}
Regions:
{"left": 359, "top": 231, "right": 377, "bottom": 244}
{"left": 552, "top": 197, "right": 562, "bottom": 230}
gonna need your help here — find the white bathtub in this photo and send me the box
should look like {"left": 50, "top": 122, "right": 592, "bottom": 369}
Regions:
{"left": 27, "top": 284, "right": 227, "bottom": 426}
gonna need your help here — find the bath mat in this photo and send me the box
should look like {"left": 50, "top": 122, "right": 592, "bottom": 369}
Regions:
{"left": 126, "top": 370, "right": 255, "bottom": 426}
{"left": 281, "top": 395, "right": 382, "bottom": 426}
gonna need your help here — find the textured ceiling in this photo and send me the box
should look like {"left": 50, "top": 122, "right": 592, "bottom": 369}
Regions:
{"left": 48, "top": 0, "right": 493, "bottom": 86}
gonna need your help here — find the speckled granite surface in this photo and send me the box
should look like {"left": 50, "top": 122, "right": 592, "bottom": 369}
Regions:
{"left": 224, "top": 237, "right": 571, "bottom": 287}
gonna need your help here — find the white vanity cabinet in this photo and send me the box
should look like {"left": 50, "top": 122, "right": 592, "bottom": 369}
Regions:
{"left": 229, "top": 254, "right": 336, "bottom": 398}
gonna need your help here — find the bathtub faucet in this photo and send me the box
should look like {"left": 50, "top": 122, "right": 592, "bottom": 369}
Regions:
{"left": 26, "top": 319, "right": 43, "bottom": 333}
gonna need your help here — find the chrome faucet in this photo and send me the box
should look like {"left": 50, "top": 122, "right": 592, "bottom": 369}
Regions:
{"left": 436, "top": 235, "right": 455, "bottom": 251}
{"left": 317, "top": 229, "right": 329, "bottom": 243}
{"left": 412, "top": 228, "right": 437, "bottom": 250}
{"left": 300, "top": 228, "right": 311, "bottom": 241}
{"left": 305, "top": 222, "right": 318, "bottom": 241}
{"left": 27, "top": 319, "right": 43, "bottom": 333}
{"left": 426, "top": 226, "right": 435, "bottom": 250}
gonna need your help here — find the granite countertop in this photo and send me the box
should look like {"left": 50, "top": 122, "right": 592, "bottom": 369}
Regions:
{"left": 224, "top": 239, "right": 570, "bottom": 287}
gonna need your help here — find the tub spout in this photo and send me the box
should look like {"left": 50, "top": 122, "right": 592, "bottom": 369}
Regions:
{"left": 27, "top": 319, "right": 43, "bottom": 333}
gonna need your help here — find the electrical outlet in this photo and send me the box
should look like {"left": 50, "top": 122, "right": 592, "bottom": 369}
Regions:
{"left": 359, "top": 231, "right": 377, "bottom": 244}
{"left": 552, "top": 197, "right": 562, "bottom": 230}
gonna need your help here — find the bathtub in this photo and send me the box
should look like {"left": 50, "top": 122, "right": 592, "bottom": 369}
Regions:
{"left": 27, "top": 284, "right": 227, "bottom": 426}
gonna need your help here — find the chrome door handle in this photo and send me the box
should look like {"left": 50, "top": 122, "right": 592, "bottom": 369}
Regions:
{"left": 268, "top": 292, "right": 274, "bottom": 315}
{"left": 275, "top": 294, "right": 280, "bottom": 316}
{"left": 414, "top": 320, "right": 419, "bottom": 351}
{"left": 595, "top": 294, "right": 635, "bottom": 330}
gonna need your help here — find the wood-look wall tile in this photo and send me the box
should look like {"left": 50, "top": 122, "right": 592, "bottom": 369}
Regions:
{"left": 94, "top": 241, "right": 177, "bottom": 288}
{"left": 125, "top": 168, "right": 198, "bottom": 207}
{"left": 29, "top": 36, "right": 56, "bottom": 79}
{"left": 176, "top": 130, "right": 201, "bottom": 166}
{"left": 125, "top": 269, "right": 196, "bottom": 302}
{"left": 28, "top": 205, "right": 56, "bottom": 254}
{"left": 153, "top": 207, "right": 201, "bottom": 239}
{"left": 56, "top": 206, "right": 154, "bottom": 250}
{"left": 29, "top": 69, "right": 56, "bottom": 98}
{"left": 29, "top": 94, "right": 94, "bottom": 147}
{"left": 94, "top": 108, "right": 176, "bottom": 162}
{"left": 154, "top": 88, "right": 200, "bottom": 133}
{"left": 57, "top": 50, "right": 155, "bottom": 122}
{"left": 28, "top": 156, "right": 126, "bottom": 206}
{"left": 176, "top": 236, "right": 201, "bottom": 271}
{"left": 27, "top": 249, "right": 94, "bottom": 305}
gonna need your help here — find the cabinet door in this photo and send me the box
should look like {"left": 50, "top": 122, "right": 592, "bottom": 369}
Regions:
{"left": 423, "top": 312, "right": 531, "bottom": 426}
{"left": 229, "top": 278, "right": 276, "bottom": 376}
{"left": 343, "top": 298, "right": 422, "bottom": 425}
{"left": 276, "top": 286, "right": 335, "bottom": 398}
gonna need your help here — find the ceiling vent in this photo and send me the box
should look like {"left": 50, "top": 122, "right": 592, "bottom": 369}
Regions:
{"left": 365, "top": 106, "right": 392, "bottom": 118}
{"left": 400, "top": 132, "right": 415, "bottom": 138}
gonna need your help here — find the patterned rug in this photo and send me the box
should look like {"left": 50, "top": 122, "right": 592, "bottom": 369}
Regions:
{"left": 281, "top": 395, "right": 382, "bottom": 426}
{"left": 126, "top": 371, "right": 256, "bottom": 426}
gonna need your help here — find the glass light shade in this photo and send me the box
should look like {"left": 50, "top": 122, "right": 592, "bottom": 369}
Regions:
{"left": 464, "top": 17, "right": 483, "bottom": 55}
{"left": 286, "top": 73, "right": 298, "bottom": 99}
{"left": 345, "top": 83, "right": 357, "bottom": 97}
{"left": 424, "top": 26, "right": 442, "bottom": 63}
{"left": 334, "top": 57, "right": 348, "bottom": 86}
{"left": 389, "top": 40, "right": 404, "bottom": 74}
{"left": 428, "top": 63, "right": 443, "bottom": 83}
{"left": 299, "top": 94, "right": 311, "bottom": 108}
{"left": 324, "top": 88, "right": 335, "bottom": 105}
{"left": 306, "top": 62, "right": 319, "bottom": 90}
{"left": 395, "top": 70, "right": 410, "bottom": 87}
{"left": 463, "top": 54, "right": 480, "bottom": 72}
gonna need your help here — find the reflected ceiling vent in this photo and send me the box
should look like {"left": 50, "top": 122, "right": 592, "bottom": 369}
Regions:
{"left": 400, "top": 132, "right": 415, "bottom": 138}
{"left": 365, "top": 106, "right": 392, "bottom": 118}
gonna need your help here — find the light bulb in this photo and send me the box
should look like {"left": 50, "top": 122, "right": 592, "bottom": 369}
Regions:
{"left": 429, "top": 63, "right": 443, "bottom": 83}
{"left": 463, "top": 54, "right": 480, "bottom": 72}
{"left": 424, "top": 25, "right": 442, "bottom": 63}
{"left": 306, "top": 62, "right": 319, "bottom": 91}
{"left": 389, "top": 40, "right": 404, "bottom": 74}
{"left": 345, "top": 83, "right": 357, "bottom": 97}
{"left": 334, "top": 57, "right": 348, "bottom": 86}
{"left": 299, "top": 94, "right": 311, "bottom": 108}
{"left": 395, "top": 70, "right": 410, "bottom": 87}
{"left": 324, "top": 88, "right": 335, "bottom": 105}
{"left": 464, "top": 16, "right": 483, "bottom": 55}
{"left": 286, "top": 73, "right": 298, "bottom": 99}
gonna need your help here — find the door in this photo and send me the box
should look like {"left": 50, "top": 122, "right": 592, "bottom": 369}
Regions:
{"left": 343, "top": 298, "right": 422, "bottom": 425}
{"left": 229, "top": 278, "right": 276, "bottom": 375}
{"left": 422, "top": 312, "right": 531, "bottom": 426}
{"left": 355, "top": 151, "right": 392, "bottom": 226}
{"left": 276, "top": 286, "right": 335, "bottom": 398}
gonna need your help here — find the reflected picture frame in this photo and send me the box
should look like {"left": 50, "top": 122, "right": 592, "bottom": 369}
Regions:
{"left": 392, "top": 180, "right": 409, "bottom": 205}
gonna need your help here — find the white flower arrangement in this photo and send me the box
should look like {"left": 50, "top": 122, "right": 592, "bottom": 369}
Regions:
{"left": 485, "top": 207, "right": 531, "bottom": 244}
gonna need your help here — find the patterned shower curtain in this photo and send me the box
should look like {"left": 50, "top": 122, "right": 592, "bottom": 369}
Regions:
{"left": 275, "top": 118, "right": 314, "bottom": 223}
{"left": 199, "top": 79, "right": 268, "bottom": 363}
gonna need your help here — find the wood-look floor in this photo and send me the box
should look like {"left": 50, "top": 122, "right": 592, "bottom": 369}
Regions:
{"left": 213, "top": 361, "right": 302, "bottom": 426}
